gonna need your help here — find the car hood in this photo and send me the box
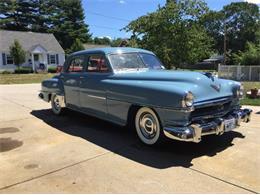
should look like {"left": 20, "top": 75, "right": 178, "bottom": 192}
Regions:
{"left": 110, "top": 70, "right": 239, "bottom": 104}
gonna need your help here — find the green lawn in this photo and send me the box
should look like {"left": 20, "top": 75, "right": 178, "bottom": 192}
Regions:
{"left": 0, "top": 73, "right": 56, "bottom": 84}
{"left": 240, "top": 81, "right": 260, "bottom": 106}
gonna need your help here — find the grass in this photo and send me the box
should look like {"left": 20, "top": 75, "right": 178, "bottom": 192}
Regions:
{"left": 0, "top": 73, "right": 56, "bottom": 84}
{"left": 240, "top": 81, "right": 260, "bottom": 106}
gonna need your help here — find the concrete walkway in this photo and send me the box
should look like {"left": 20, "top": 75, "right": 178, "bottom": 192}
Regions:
{"left": 0, "top": 84, "right": 259, "bottom": 193}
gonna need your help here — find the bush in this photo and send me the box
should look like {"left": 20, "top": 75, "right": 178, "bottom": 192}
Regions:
{"left": 48, "top": 66, "right": 57, "bottom": 73}
{"left": 233, "top": 42, "right": 260, "bottom": 65}
{"left": 1, "top": 70, "right": 13, "bottom": 74}
{"left": 14, "top": 67, "right": 33, "bottom": 74}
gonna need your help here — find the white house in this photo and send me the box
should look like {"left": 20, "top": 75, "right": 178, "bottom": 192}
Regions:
{"left": 0, "top": 30, "right": 65, "bottom": 72}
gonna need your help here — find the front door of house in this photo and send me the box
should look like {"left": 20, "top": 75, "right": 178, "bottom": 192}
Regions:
{"left": 34, "top": 54, "right": 39, "bottom": 66}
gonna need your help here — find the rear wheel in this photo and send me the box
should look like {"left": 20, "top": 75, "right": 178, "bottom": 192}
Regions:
{"left": 51, "top": 94, "right": 64, "bottom": 115}
{"left": 135, "top": 107, "right": 162, "bottom": 145}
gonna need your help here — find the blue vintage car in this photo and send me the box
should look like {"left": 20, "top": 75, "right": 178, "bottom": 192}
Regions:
{"left": 39, "top": 47, "right": 252, "bottom": 145}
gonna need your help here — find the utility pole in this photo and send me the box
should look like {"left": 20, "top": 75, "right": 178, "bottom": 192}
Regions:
{"left": 224, "top": 22, "right": 227, "bottom": 65}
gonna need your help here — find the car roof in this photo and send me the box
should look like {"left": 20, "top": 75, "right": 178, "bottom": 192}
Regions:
{"left": 71, "top": 47, "right": 154, "bottom": 56}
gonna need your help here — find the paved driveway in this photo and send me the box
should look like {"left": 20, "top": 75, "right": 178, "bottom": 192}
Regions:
{"left": 0, "top": 84, "right": 259, "bottom": 193}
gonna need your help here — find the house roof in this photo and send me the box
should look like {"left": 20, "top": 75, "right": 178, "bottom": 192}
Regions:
{"left": 0, "top": 30, "right": 64, "bottom": 53}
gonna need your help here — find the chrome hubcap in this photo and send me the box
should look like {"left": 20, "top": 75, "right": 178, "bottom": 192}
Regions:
{"left": 139, "top": 113, "right": 157, "bottom": 139}
{"left": 53, "top": 96, "right": 61, "bottom": 111}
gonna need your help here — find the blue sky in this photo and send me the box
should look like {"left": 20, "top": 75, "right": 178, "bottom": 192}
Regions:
{"left": 83, "top": 0, "right": 255, "bottom": 39}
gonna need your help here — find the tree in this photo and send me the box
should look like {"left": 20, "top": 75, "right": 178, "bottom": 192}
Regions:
{"left": 223, "top": 2, "right": 259, "bottom": 53}
{"left": 9, "top": 40, "right": 26, "bottom": 68}
{"left": 0, "top": 0, "right": 38, "bottom": 31}
{"left": 48, "top": 0, "right": 91, "bottom": 53}
{"left": 200, "top": 11, "right": 225, "bottom": 54}
{"left": 92, "top": 37, "right": 111, "bottom": 45}
{"left": 69, "top": 38, "right": 85, "bottom": 53}
{"left": 201, "top": 2, "right": 260, "bottom": 57}
{"left": 233, "top": 42, "right": 260, "bottom": 65}
{"left": 124, "top": 0, "right": 213, "bottom": 69}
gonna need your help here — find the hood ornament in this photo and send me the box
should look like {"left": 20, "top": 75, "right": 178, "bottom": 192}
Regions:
{"left": 211, "top": 84, "right": 221, "bottom": 92}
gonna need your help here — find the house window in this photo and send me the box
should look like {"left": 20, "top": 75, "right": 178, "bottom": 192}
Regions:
{"left": 50, "top": 54, "right": 56, "bottom": 64}
{"left": 6, "top": 54, "right": 14, "bottom": 65}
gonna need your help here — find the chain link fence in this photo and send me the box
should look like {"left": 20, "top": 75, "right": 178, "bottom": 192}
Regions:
{"left": 218, "top": 65, "right": 260, "bottom": 81}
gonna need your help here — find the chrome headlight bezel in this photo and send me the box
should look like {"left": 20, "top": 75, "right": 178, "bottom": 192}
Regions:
{"left": 182, "top": 91, "right": 194, "bottom": 107}
{"left": 237, "top": 84, "right": 244, "bottom": 99}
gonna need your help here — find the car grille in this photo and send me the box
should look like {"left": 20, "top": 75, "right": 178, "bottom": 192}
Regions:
{"left": 190, "top": 101, "right": 232, "bottom": 121}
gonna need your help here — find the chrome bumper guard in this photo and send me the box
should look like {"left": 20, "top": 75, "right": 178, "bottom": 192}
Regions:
{"left": 163, "top": 108, "right": 252, "bottom": 143}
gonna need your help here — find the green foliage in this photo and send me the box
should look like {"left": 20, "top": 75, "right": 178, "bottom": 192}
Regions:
{"left": 223, "top": 2, "right": 259, "bottom": 53}
{"left": 0, "top": 0, "right": 37, "bottom": 31}
{"left": 1, "top": 70, "right": 13, "bottom": 74}
{"left": 48, "top": 0, "right": 91, "bottom": 52}
{"left": 124, "top": 0, "right": 213, "bottom": 69}
{"left": 201, "top": 2, "right": 260, "bottom": 58}
{"left": 48, "top": 66, "right": 57, "bottom": 73}
{"left": 92, "top": 37, "right": 111, "bottom": 45}
{"left": 233, "top": 42, "right": 260, "bottom": 65}
{"left": 0, "top": 0, "right": 91, "bottom": 52}
{"left": 110, "top": 38, "right": 123, "bottom": 47}
{"left": 68, "top": 38, "right": 85, "bottom": 54}
{"left": 9, "top": 40, "right": 26, "bottom": 68}
{"left": 14, "top": 67, "right": 33, "bottom": 74}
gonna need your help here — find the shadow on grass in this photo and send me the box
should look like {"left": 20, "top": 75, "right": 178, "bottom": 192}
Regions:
{"left": 31, "top": 109, "right": 245, "bottom": 169}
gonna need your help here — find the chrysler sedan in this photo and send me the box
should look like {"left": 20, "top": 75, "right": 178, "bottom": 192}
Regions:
{"left": 39, "top": 47, "right": 252, "bottom": 145}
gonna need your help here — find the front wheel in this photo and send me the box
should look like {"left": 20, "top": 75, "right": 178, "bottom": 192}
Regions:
{"left": 135, "top": 107, "right": 163, "bottom": 145}
{"left": 51, "top": 94, "right": 64, "bottom": 115}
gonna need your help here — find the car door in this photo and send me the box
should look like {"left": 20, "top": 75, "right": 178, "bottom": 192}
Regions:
{"left": 79, "top": 54, "right": 111, "bottom": 118}
{"left": 61, "top": 55, "right": 85, "bottom": 109}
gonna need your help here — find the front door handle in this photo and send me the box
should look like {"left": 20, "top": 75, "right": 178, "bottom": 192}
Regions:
{"left": 79, "top": 76, "right": 84, "bottom": 79}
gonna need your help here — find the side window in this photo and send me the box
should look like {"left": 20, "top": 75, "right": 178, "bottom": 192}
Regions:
{"left": 67, "top": 56, "right": 84, "bottom": 73}
{"left": 87, "top": 55, "right": 109, "bottom": 73}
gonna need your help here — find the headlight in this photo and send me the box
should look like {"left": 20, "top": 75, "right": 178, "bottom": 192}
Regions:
{"left": 238, "top": 84, "right": 244, "bottom": 99}
{"left": 183, "top": 91, "right": 194, "bottom": 107}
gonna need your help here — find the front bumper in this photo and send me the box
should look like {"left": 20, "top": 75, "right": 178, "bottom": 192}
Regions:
{"left": 163, "top": 108, "right": 252, "bottom": 143}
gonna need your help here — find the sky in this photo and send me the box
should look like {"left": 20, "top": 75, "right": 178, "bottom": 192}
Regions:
{"left": 83, "top": 0, "right": 260, "bottom": 39}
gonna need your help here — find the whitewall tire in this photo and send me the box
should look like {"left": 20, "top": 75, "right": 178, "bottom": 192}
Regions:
{"left": 135, "top": 107, "right": 162, "bottom": 145}
{"left": 51, "top": 94, "right": 64, "bottom": 115}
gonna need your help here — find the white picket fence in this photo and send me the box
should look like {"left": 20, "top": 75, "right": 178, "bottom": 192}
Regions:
{"left": 218, "top": 65, "right": 260, "bottom": 81}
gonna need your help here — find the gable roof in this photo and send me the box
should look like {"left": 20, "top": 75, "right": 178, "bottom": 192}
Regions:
{"left": 0, "top": 30, "right": 64, "bottom": 53}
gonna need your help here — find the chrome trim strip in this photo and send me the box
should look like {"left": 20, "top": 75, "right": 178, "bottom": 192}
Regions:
{"left": 87, "top": 95, "right": 106, "bottom": 100}
{"left": 106, "top": 97, "right": 194, "bottom": 112}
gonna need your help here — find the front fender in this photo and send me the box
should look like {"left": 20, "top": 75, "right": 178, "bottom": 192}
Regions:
{"left": 41, "top": 77, "right": 64, "bottom": 101}
{"left": 105, "top": 80, "right": 186, "bottom": 109}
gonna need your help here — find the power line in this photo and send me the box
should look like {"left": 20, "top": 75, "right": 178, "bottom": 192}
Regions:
{"left": 88, "top": 24, "right": 122, "bottom": 31}
{"left": 86, "top": 11, "right": 131, "bottom": 22}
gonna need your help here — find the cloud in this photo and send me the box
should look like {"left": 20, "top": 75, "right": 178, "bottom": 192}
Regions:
{"left": 119, "top": 0, "right": 126, "bottom": 4}
{"left": 243, "top": 0, "right": 260, "bottom": 4}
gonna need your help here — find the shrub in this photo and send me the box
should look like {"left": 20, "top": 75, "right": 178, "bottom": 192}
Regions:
{"left": 48, "top": 66, "right": 57, "bottom": 73}
{"left": 1, "top": 70, "right": 13, "bottom": 74}
{"left": 14, "top": 67, "right": 33, "bottom": 74}
{"left": 233, "top": 42, "right": 260, "bottom": 65}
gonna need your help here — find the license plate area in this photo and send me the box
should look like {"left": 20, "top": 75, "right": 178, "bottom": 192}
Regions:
{"left": 224, "top": 118, "right": 236, "bottom": 132}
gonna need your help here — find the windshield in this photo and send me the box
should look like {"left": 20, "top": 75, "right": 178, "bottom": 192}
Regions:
{"left": 108, "top": 53, "right": 165, "bottom": 72}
